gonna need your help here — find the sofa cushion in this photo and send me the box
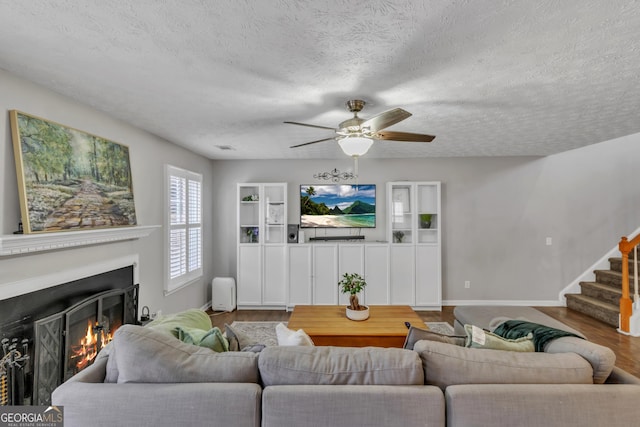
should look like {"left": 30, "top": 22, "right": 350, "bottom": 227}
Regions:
{"left": 275, "top": 322, "right": 314, "bottom": 346}
{"left": 464, "top": 324, "right": 534, "bottom": 352}
{"left": 259, "top": 346, "right": 424, "bottom": 386}
{"left": 146, "top": 308, "right": 212, "bottom": 338}
{"left": 112, "top": 324, "right": 259, "bottom": 383}
{"left": 262, "top": 385, "right": 445, "bottom": 427}
{"left": 101, "top": 343, "right": 119, "bottom": 383}
{"left": 403, "top": 325, "right": 465, "bottom": 350}
{"left": 544, "top": 336, "right": 615, "bottom": 384}
{"left": 414, "top": 340, "right": 593, "bottom": 390}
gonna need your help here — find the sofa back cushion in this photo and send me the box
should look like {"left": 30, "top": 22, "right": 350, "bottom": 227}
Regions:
{"left": 259, "top": 346, "right": 424, "bottom": 386}
{"left": 544, "top": 336, "right": 615, "bottom": 384}
{"left": 414, "top": 340, "right": 593, "bottom": 390}
{"left": 112, "top": 325, "right": 259, "bottom": 383}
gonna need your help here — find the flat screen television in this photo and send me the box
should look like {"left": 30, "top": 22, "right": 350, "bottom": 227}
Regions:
{"left": 300, "top": 184, "right": 376, "bottom": 228}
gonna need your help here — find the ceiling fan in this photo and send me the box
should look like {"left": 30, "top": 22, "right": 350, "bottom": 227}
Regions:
{"left": 284, "top": 99, "right": 435, "bottom": 156}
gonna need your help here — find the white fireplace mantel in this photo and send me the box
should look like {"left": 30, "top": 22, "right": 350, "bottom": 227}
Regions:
{"left": 0, "top": 225, "right": 160, "bottom": 256}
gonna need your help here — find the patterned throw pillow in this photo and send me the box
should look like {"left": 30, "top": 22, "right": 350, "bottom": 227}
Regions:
{"left": 464, "top": 324, "right": 534, "bottom": 352}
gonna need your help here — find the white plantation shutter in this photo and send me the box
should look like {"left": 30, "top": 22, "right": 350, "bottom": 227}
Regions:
{"left": 166, "top": 165, "right": 203, "bottom": 293}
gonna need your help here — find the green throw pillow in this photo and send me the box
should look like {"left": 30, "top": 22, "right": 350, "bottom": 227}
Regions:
{"left": 177, "top": 326, "right": 229, "bottom": 352}
{"left": 146, "top": 308, "right": 213, "bottom": 338}
{"left": 464, "top": 324, "right": 534, "bottom": 352}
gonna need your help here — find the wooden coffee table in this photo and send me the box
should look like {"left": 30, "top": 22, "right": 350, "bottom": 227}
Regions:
{"left": 287, "top": 305, "right": 426, "bottom": 347}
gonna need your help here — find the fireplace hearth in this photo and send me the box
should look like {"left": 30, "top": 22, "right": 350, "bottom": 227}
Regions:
{"left": 0, "top": 266, "right": 138, "bottom": 406}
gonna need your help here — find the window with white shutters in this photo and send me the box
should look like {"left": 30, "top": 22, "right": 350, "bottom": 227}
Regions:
{"left": 165, "top": 165, "right": 202, "bottom": 293}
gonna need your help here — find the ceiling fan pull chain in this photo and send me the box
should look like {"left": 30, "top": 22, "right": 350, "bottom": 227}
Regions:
{"left": 353, "top": 155, "right": 359, "bottom": 184}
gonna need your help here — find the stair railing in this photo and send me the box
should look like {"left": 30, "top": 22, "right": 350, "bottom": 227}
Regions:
{"left": 618, "top": 233, "right": 640, "bottom": 333}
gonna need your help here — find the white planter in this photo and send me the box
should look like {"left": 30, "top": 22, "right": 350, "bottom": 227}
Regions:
{"left": 346, "top": 306, "right": 369, "bottom": 321}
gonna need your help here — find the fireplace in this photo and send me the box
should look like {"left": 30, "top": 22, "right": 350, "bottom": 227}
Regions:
{"left": 0, "top": 266, "right": 138, "bottom": 406}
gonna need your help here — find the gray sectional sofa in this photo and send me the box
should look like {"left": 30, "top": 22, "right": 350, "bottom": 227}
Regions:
{"left": 52, "top": 307, "right": 640, "bottom": 427}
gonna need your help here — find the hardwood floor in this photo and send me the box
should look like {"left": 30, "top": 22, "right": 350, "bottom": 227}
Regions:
{"left": 536, "top": 306, "right": 640, "bottom": 378}
{"left": 208, "top": 306, "right": 640, "bottom": 378}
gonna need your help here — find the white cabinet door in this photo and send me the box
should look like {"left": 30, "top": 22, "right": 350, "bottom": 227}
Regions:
{"left": 389, "top": 245, "right": 415, "bottom": 305}
{"left": 313, "top": 245, "right": 338, "bottom": 305}
{"left": 263, "top": 245, "right": 286, "bottom": 305}
{"left": 338, "top": 244, "right": 365, "bottom": 306}
{"left": 415, "top": 245, "right": 441, "bottom": 308}
{"left": 237, "top": 245, "right": 262, "bottom": 305}
{"left": 364, "top": 244, "right": 389, "bottom": 305}
{"left": 288, "top": 245, "right": 312, "bottom": 306}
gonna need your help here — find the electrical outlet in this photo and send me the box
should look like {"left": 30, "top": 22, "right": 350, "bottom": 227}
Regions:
{"left": 464, "top": 281, "right": 471, "bottom": 289}
{"left": 546, "top": 237, "right": 553, "bottom": 246}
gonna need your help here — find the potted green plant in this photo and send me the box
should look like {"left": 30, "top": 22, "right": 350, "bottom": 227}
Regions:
{"left": 419, "top": 213, "right": 432, "bottom": 229}
{"left": 393, "top": 230, "right": 405, "bottom": 243}
{"left": 338, "top": 272, "right": 369, "bottom": 321}
{"left": 245, "top": 227, "right": 259, "bottom": 243}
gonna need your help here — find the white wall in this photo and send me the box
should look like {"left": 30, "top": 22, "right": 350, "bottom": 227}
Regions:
{"left": 210, "top": 133, "right": 640, "bottom": 305}
{"left": 2, "top": 68, "right": 638, "bottom": 310}
{"left": 0, "top": 70, "right": 214, "bottom": 315}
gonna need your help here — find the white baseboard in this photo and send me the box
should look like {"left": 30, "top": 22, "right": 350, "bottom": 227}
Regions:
{"left": 444, "top": 299, "right": 564, "bottom": 307}
{"left": 200, "top": 300, "right": 212, "bottom": 311}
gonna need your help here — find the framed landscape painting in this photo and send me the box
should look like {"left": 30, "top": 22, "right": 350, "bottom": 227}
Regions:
{"left": 10, "top": 110, "right": 137, "bottom": 233}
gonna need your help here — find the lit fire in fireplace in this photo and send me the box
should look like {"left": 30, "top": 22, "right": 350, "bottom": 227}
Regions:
{"left": 70, "top": 321, "right": 116, "bottom": 372}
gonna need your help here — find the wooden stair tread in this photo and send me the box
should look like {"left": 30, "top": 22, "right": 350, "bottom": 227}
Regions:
{"left": 566, "top": 294, "right": 618, "bottom": 311}
{"left": 594, "top": 269, "right": 621, "bottom": 277}
{"left": 608, "top": 257, "right": 640, "bottom": 263}
{"left": 580, "top": 281, "right": 622, "bottom": 294}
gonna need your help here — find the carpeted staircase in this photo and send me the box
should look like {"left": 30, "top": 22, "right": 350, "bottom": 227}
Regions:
{"left": 565, "top": 256, "right": 640, "bottom": 327}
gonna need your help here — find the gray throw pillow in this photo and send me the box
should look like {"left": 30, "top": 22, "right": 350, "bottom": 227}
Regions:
{"left": 403, "top": 325, "right": 466, "bottom": 350}
{"left": 224, "top": 323, "right": 259, "bottom": 351}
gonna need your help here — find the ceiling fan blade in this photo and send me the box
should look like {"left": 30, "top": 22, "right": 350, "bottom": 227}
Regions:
{"left": 374, "top": 131, "right": 435, "bottom": 142}
{"left": 290, "top": 137, "right": 335, "bottom": 148}
{"left": 360, "top": 108, "right": 412, "bottom": 132}
{"left": 284, "top": 121, "right": 336, "bottom": 131}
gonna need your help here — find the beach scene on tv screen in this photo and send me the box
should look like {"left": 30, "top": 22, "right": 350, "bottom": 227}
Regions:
{"left": 300, "top": 184, "right": 375, "bottom": 228}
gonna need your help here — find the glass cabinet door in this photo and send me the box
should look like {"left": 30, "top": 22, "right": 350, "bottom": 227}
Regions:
{"left": 264, "top": 184, "right": 286, "bottom": 244}
{"left": 389, "top": 183, "right": 413, "bottom": 244}
{"left": 416, "top": 184, "right": 439, "bottom": 244}
{"left": 239, "top": 185, "right": 260, "bottom": 244}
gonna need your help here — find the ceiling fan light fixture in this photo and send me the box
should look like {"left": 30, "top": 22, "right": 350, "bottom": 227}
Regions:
{"left": 338, "top": 136, "right": 373, "bottom": 156}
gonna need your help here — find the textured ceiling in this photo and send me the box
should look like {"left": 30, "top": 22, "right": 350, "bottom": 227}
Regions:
{"left": 0, "top": 1, "right": 639, "bottom": 160}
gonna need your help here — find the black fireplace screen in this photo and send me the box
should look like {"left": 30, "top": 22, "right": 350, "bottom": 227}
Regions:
{"left": 33, "top": 285, "right": 137, "bottom": 405}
